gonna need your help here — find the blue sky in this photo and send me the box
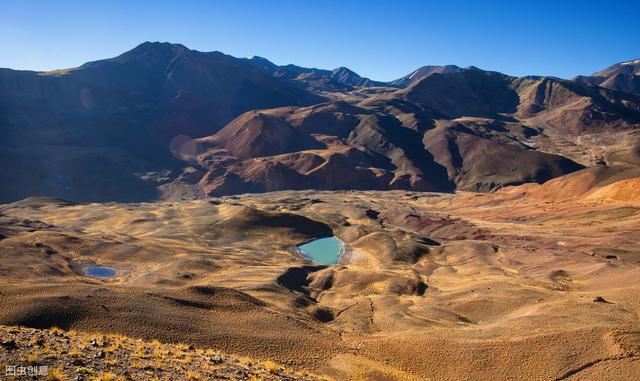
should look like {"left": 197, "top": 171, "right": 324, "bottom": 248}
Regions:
{"left": 1, "top": 0, "right": 639, "bottom": 81}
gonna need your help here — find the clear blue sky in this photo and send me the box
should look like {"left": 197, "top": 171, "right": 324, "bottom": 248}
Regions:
{"left": 1, "top": 0, "right": 639, "bottom": 81}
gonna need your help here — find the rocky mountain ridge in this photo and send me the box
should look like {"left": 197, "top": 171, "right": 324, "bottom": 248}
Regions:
{"left": 1, "top": 42, "right": 639, "bottom": 201}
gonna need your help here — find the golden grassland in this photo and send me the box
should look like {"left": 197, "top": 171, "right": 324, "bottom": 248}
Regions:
{"left": 1, "top": 175, "right": 640, "bottom": 379}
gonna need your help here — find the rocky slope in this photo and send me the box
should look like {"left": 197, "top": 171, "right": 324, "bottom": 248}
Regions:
{"left": 0, "top": 325, "right": 325, "bottom": 380}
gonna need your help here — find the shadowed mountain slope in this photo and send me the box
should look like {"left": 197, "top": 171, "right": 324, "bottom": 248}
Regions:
{"left": 194, "top": 97, "right": 585, "bottom": 196}
{"left": 0, "top": 42, "right": 324, "bottom": 202}
{"left": 194, "top": 65, "right": 640, "bottom": 196}
{"left": 1, "top": 43, "right": 639, "bottom": 201}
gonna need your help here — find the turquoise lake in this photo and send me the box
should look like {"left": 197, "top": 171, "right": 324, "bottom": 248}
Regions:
{"left": 297, "top": 236, "right": 343, "bottom": 265}
{"left": 84, "top": 265, "right": 117, "bottom": 278}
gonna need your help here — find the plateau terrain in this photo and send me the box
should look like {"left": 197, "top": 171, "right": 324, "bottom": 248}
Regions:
{"left": 1, "top": 43, "right": 640, "bottom": 380}
{"left": 1, "top": 171, "right": 640, "bottom": 379}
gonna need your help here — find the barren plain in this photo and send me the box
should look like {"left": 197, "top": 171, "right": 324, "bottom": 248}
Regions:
{"left": 1, "top": 167, "right": 639, "bottom": 380}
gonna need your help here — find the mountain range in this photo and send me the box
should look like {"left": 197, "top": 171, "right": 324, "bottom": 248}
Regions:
{"left": 1, "top": 41, "right": 639, "bottom": 202}
{"left": 574, "top": 58, "right": 640, "bottom": 95}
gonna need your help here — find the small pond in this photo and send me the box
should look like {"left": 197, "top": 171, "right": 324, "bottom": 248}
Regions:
{"left": 84, "top": 265, "right": 117, "bottom": 278}
{"left": 297, "top": 236, "right": 343, "bottom": 265}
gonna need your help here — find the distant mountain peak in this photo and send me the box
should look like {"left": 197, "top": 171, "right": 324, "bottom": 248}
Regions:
{"left": 592, "top": 58, "right": 640, "bottom": 77}
{"left": 331, "top": 66, "right": 357, "bottom": 74}
{"left": 391, "top": 65, "right": 464, "bottom": 86}
{"left": 574, "top": 57, "right": 640, "bottom": 95}
{"left": 621, "top": 58, "right": 640, "bottom": 66}
{"left": 247, "top": 55, "right": 278, "bottom": 72}
{"left": 134, "top": 41, "right": 189, "bottom": 53}
{"left": 249, "top": 55, "right": 273, "bottom": 63}
{"left": 88, "top": 41, "right": 191, "bottom": 68}
{"left": 329, "top": 66, "right": 374, "bottom": 87}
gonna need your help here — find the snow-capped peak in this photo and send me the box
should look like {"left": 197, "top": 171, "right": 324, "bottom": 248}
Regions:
{"left": 621, "top": 59, "right": 640, "bottom": 66}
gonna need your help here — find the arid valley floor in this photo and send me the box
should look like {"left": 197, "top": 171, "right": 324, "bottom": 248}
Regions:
{"left": 1, "top": 167, "right": 639, "bottom": 380}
